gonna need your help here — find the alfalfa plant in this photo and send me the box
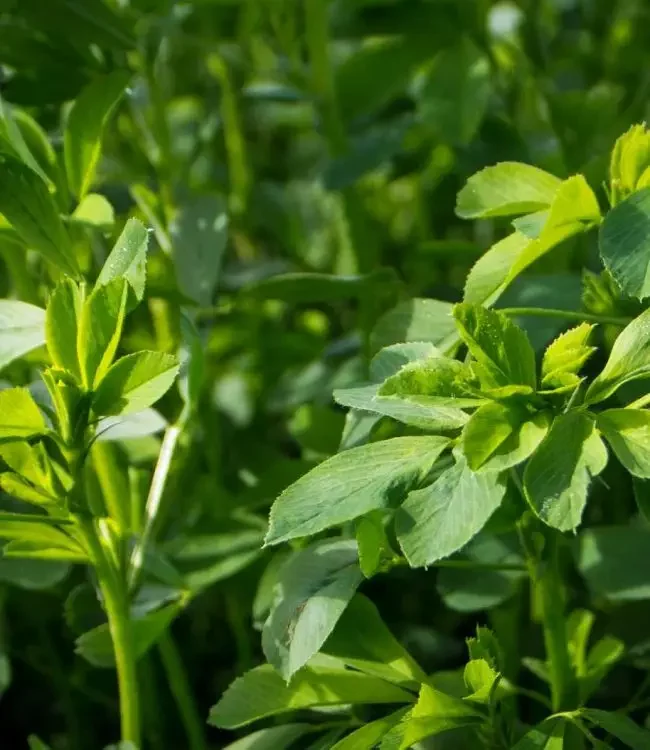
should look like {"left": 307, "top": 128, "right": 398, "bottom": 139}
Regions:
{"left": 210, "top": 125, "right": 650, "bottom": 747}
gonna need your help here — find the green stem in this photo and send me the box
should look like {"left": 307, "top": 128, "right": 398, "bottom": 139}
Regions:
{"left": 92, "top": 442, "right": 131, "bottom": 532}
{"left": 78, "top": 515, "right": 140, "bottom": 746}
{"left": 158, "top": 632, "right": 208, "bottom": 750}
{"left": 129, "top": 425, "right": 181, "bottom": 591}
{"left": 500, "top": 307, "right": 630, "bottom": 327}
{"left": 519, "top": 521, "right": 576, "bottom": 711}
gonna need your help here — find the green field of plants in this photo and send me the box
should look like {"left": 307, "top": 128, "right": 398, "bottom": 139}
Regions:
{"left": 4, "top": 1, "right": 650, "bottom": 748}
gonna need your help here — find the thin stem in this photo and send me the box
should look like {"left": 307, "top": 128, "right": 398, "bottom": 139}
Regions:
{"left": 92, "top": 442, "right": 131, "bottom": 532}
{"left": 514, "top": 686, "right": 553, "bottom": 710}
{"left": 77, "top": 515, "right": 140, "bottom": 746}
{"left": 129, "top": 425, "right": 181, "bottom": 591}
{"left": 158, "top": 632, "right": 208, "bottom": 750}
{"left": 518, "top": 520, "right": 576, "bottom": 712}
{"left": 500, "top": 307, "right": 630, "bottom": 327}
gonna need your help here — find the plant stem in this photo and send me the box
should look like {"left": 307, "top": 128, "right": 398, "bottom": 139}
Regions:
{"left": 158, "top": 631, "right": 208, "bottom": 750}
{"left": 518, "top": 520, "right": 576, "bottom": 711}
{"left": 500, "top": 307, "right": 630, "bottom": 327}
{"left": 77, "top": 515, "right": 140, "bottom": 746}
{"left": 129, "top": 425, "right": 181, "bottom": 591}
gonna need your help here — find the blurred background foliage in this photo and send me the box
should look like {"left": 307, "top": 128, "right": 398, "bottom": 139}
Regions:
{"left": 1, "top": 0, "right": 650, "bottom": 746}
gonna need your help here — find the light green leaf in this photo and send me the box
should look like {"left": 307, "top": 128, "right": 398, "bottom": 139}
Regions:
{"left": 464, "top": 231, "right": 530, "bottom": 307}
{"left": 580, "top": 708, "right": 650, "bottom": 749}
{"left": 461, "top": 403, "right": 549, "bottom": 472}
{"left": 394, "top": 683, "right": 483, "bottom": 749}
{"left": 208, "top": 663, "right": 414, "bottom": 730}
{"left": 355, "top": 513, "right": 393, "bottom": 579}
{"left": 324, "top": 595, "right": 428, "bottom": 687}
{"left": 463, "top": 659, "right": 500, "bottom": 704}
{"left": 417, "top": 37, "right": 491, "bottom": 146}
{"left": 92, "top": 351, "right": 179, "bottom": 416}
{"left": 64, "top": 70, "right": 131, "bottom": 199}
{"left": 378, "top": 356, "right": 483, "bottom": 408}
{"left": 96, "top": 218, "right": 149, "bottom": 302}
{"left": 265, "top": 436, "right": 450, "bottom": 546}
{"left": 598, "top": 409, "right": 650, "bottom": 478}
{"left": 541, "top": 323, "right": 596, "bottom": 389}
{"left": 170, "top": 195, "right": 228, "bottom": 306}
{"left": 456, "top": 162, "right": 561, "bottom": 219}
{"left": 0, "top": 387, "right": 46, "bottom": 440}
{"left": 370, "top": 299, "right": 459, "bottom": 354}
{"left": 46, "top": 279, "right": 83, "bottom": 379}
{"left": 577, "top": 526, "right": 650, "bottom": 602}
{"left": 0, "top": 153, "right": 78, "bottom": 276}
{"left": 334, "top": 383, "right": 469, "bottom": 431}
{"left": 77, "top": 278, "right": 128, "bottom": 389}
{"left": 222, "top": 725, "right": 314, "bottom": 750}
{"left": 370, "top": 342, "right": 441, "bottom": 381}
{"left": 75, "top": 603, "right": 181, "bottom": 668}
{"left": 511, "top": 717, "right": 566, "bottom": 749}
{"left": 331, "top": 708, "right": 410, "bottom": 750}
{"left": 453, "top": 303, "right": 536, "bottom": 389}
{"left": 463, "top": 176, "right": 599, "bottom": 307}
{"left": 0, "top": 300, "right": 46, "bottom": 371}
{"left": 599, "top": 187, "right": 650, "bottom": 300}
{"left": 524, "top": 412, "right": 608, "bottom": 531}
{"left": 262, "top": 540, "right": 363, "bottom": 681}
{"left": 3, "top": 539, "right": 86, "bottom": 563}
{"left": 70, "top": 193, "right": 115, "bottom": 230}
{"left": 396, "top": 458, "right": 506, "bottom": 567}
{"left": 609, "top": 123, "right": 650, "bottom": 204}
{"left": 585, "top": 307, "right": 650, "bottom": 404}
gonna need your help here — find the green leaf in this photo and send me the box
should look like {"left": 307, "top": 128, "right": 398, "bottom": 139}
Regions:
{"left": 511, "top": 717, "right": 566, "bottom": 749}
{"left": 3, "top": 539, "right": 86, "bottom": 563}
{"left": 0, "top": 153, "right": 78, "bottom": 276}
{"left": 96, "top": 218, "right": 149, "bottom": 303}
{"left": 395, "top": 457, "right": 506, "bottom": 567}
{"left": 331, "top": 708, "right": 410, "bottom": 750}
{"left": 463, "top": 177, "right": 600, "bottom": 307}
{"left": 524, "top": 413, "right": 608, "bottom": 531}
{"left": 355, "top": 512, "right": 393, "bottom": 578}
{"left": 262, "top": 540, "right": 363, "bottom": 681}
{"left": 0, "top": 387, "right": 46, "bottom": 440}
{"left": 75, "top": 603, "right": 181, "bottom": 668}
{"left": 393, "top": 683, "right": 483, "bottom": 749}
{"left": 324, "top": 594, "right": 428, "bottom": 687}
{"left": 577, "top": 526, "right": 650, "bottom": 602}
{"left": 265, "top": 436, "right": 450, "bottom": 546}
{"left": 370, "top": 299, "right": 459, "bottom": 354}
{"left": 580, "top": 709, "right": 650, "bottom": 749}
{"left": 64, "top": 70, "right": 131, "bottom": 199}
{"left": 334, "top": 383, "right": 469, "bottom": 431}
{"left": 0, "top": 95, "right": 52, "bottom": 185}
{"left": 609, "top": 123, "right": 650, "bottom": 204}
{"left": 0, "top": 300, "right": 46, "bottom": 371}
{"left": 70, "top": 193, "right": 115, "bottom": 230}
{"left": 599, "top": 188, "right": 650, "bottom": 300}
{"left": 77, "top": 278, "right": 128, "bottom": 389}
{"left": 437, "top": 534, "right": 526, "bottom": 612}
{"left": 541, "top": 323, "right": 596, "bottom": 389}
{"left": 463, "top": 659, "right": 500, "bottom": 704}
{"left": 46, "top": 279, "right": 83, "bottom": 379}
{"left": 585, "top": 307, "right": 650, "bottom": 404}
{"left": 463, "top": 232, "right": 531, "bottom": 307}
{"left": 208, "top": 663, "right": 414, "bottom": 730}
{"left": 170, "top": 195, "right": 228, "bottom": 306}
{"left": 417, "top": 37, "right": 491, "bottom": 146}
{"left": 92, "top": 352, "right": 179, "bottom": 417}
{"left": 456, "top": 162, "right": 562, "bottom": 219}
{"left": 453, "top": 303, "right": 536, "bottom": 389}
{"left": 370, "top": 343, "right": 441, "bottom": 382}
{"left": 222, "top": 725, "right": 314, "bottom": 750}
{"left": 461, "top": 403, "right": 550, "bottom": 472}
{"left": 598, "top": 409, "right": 650, "bottom": 478}
{"left": 27, "top": 736, "right": 52, "bottom": 750}
{"left": 378, "top": 356, "right": 484, "bottom": 408}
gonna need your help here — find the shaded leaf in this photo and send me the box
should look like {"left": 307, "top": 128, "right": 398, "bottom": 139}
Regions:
{"left": 0, "top": 300, "right": 46, "bottom": 371}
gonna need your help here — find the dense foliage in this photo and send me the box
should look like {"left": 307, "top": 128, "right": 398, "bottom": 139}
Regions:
{"left": 4, "top": 1, "right": 650, "bottom": 748}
